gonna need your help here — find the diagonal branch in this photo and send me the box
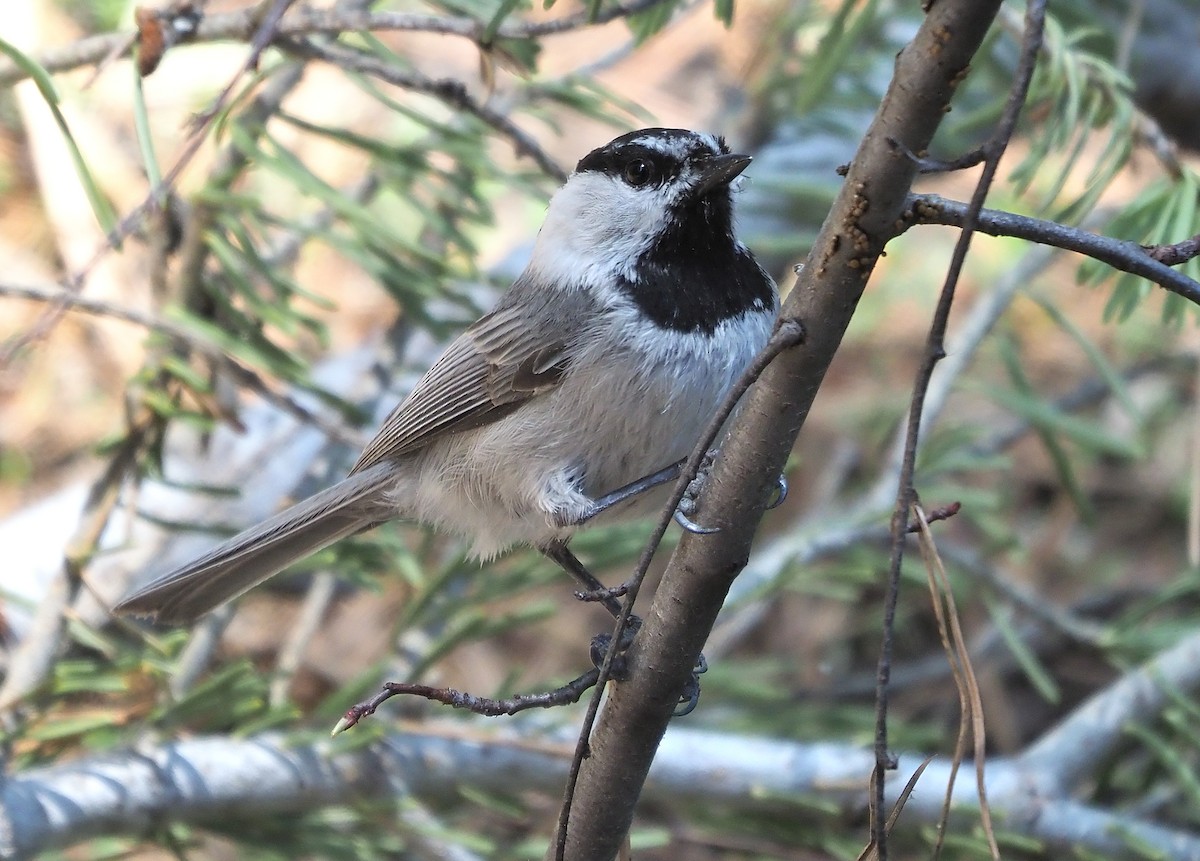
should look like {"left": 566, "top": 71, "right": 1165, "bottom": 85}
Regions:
{"left": 554, "top": 3, "right": 1006, "bottom": 860}
{"left": 274, "top": 37, "right": 566, "bottom": 183}
{"left": 1017, "top": 628, "right": 1200, "bottom": 793}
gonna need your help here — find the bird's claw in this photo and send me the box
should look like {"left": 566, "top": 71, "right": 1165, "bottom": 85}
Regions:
{"left": 591, "top": 617, "right": 708, "bottom": 715}
{"left": 590, "top": 615, "right": 643, "bottom": 681}
{"left": 675, "top": 450, "right": 720, "bottom": 534}
{"left": 674, "top": 449, "right": 787, "bottom": 532}
{"left": 674, "top": 653, "right": 709, "bottom": 716}
{"left": 767, "top": 475, "right": 788, "bottom": 509}
{"left": 674, "top": 508, "right": 720, "bottom": 534}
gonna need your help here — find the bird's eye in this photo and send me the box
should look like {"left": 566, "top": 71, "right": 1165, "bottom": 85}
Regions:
{"left": 623, "top": 158, "right": 654, "bottom": 187}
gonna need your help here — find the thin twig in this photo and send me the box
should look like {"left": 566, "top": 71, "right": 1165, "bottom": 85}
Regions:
{"left": 1145, "top": 233, "right": 1200, "bottom": 267}
{"left": 872, "top": 3, "right": 1047, "bottom": 858}
{"left": 334, "top": 670, "right": 602, "bottom": 732}
{"left": 905, "top": 194, "right": 1200, "bottom": 303}
{"left": 0, "top": 280, "right": 367, "bottom": 449}
{"left": 0, "top": 53, "right": 300, "bottom": 369}
{"left": 276, "top": 37, "right": 566, "bottom": 182}
{"left": 0, "top": 281, "right": 216, "bottom": 343}
{"left": 293, "top": 0, "right": 673, "bottom": 41}
{"left": 0, "top": 0, "right": 675, "bottom": 87}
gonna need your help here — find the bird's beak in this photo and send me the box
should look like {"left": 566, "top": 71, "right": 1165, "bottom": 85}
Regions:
{"left": 693, "top": 152, "right": 752, "bottom": 197}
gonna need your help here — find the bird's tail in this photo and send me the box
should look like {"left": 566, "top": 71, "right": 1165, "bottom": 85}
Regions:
{"left": 114, "top": 462, "right": 396, "bottom": 624}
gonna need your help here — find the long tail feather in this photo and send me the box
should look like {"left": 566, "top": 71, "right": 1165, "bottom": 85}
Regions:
{"left": 114, "top": 462, "right": 396, "bottom": 624}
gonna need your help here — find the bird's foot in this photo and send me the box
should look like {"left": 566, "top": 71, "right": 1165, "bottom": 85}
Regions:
{"left": 675, "top": 653, "right": 708, "bottom": 717}
{"left": 675, "top": 454, "right": 789, "bottom": 534}
{"left": 674, "top": 450, "right": 720, "bottom": 533}
{"left": 589, "top": 615, "right": 642, "bottom": 680}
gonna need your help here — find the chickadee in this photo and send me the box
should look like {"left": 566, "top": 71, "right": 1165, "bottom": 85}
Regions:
{"left": 115, "top": 128, "right": 779, "bottom": 624}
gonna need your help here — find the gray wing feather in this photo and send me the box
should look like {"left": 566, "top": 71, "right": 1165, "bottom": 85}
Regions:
{"left": 350, "top": 296, "right": 574, "bottom": 474}
{"left": 116, "top": 284, "right": 590, "bottom": 623}
{"left": 114, "top": 462, "right": 395, "bottom": 624}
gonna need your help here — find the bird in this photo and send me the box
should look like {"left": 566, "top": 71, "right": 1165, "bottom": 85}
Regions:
{"left": 114, "top": 127, "right": 780, "bottom": 625}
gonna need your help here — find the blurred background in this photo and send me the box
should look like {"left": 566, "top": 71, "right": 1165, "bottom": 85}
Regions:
{"left": 4, "top": 0, "right": 1200, "bottom": 858}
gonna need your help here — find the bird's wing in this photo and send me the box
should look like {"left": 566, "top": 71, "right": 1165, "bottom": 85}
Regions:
{"left": 350, "top": 297, "right": 576, "bottom": 474}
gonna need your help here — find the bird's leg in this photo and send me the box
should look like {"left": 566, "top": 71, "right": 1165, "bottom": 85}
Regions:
{"left": 542, "top": 541, "right": 624, "bottom": 618}
{"left": 542, "top": 541, "right": 642, "bottom": 679}
{"left": 576, "top": 452, "right": 789, "bottom": 535}
{"left": 541, "top": 540, "right": 706, "bottom": 711}
{"left": 577, "top": 459, "right": 686, "bottom": 522}
{"left": 673, "top": 452, "right": 790, "bottom": 533}
{"left": 550, "top": 450, "right": 789, "bottom": 716}
{"left": 574, "top": 451, "right": 720, "bottom": 535}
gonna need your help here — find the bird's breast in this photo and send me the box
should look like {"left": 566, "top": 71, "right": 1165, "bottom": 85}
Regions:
{"left": 399, "top": 305, "right": 775, "bottom": 556}
{"left": 549, "top": 306, "right": 772, "bottom": 498}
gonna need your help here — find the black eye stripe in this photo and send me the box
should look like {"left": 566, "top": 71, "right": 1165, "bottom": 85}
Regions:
{"left": 575, "top": 143, "right": 680, "bottom": 186}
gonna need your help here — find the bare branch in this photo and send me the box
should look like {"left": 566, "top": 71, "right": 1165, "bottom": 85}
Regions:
{"left": 0, "top": 280, "right": 235, "bottom": 345}
{"left": 0, "top": 0, "right": 674, "bottom": 88}
{"left": 1018, "top": 628, "right": 1200, "bottom": 792}
{"left": 0, "top": 280, "right": 367, "bottom": 449}
{"left": 905, "top": 193, "right": 1200, "bottom": 304}
{"left": 6, "top": 718, "right": 1200, "bottom": 860}
{"left": 275, "top": 37, "right": 566, "bottom": 182}
{"left": 874, "top": 6, "right": 1046, "bottom": 857}
{"left": 334, "top": 670, "right": 602, "bottom": 734}
{"left": 0, "top": 60, "right": 308, "bottom": 370}
{"left": 556, "top": 3, "right": 1007, "bottom": 859}
{"left": 1145, "top": 233, "right": 1200, "bottom": 266}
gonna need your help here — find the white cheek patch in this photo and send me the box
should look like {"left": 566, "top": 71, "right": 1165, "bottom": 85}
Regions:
{"left": 528, "top": 173, "right": 673, "bottom": 289}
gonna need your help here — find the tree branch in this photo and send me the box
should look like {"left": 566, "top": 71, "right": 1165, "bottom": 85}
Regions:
{"left": 874, "top": 5, "right": 1045, "bottom": 857}
{"left": 0, "top": 280, "right": 366, "bottom": 448}
{"left": 1018, "top": 628, "right": 1200, "bottom": 793}
{"left": 905, "top": 193, "right": 1200, "bottom": 304}
{"left": 0, "top": 0, "right": 674, "bottom": 88}
{"left": 275, "top": 37, "right": 566, "bottom": 182}
{"left": 6, "top": 714, "right": 1200, "bottom": 860}
{"left": 555, "top": 3, "right": 1005, "bottom": 859}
